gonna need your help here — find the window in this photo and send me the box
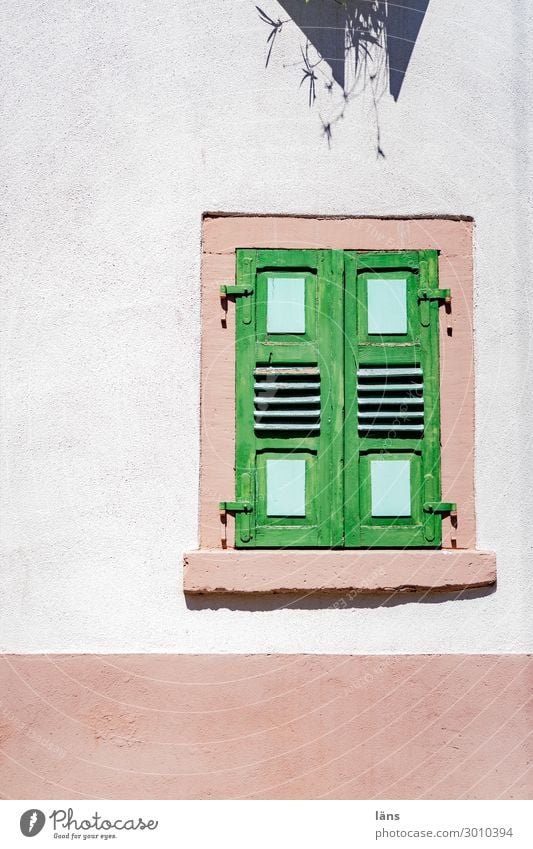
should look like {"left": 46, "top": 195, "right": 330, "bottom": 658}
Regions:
{"left": 232, "top": 248, "right": 449, "bottom": 549}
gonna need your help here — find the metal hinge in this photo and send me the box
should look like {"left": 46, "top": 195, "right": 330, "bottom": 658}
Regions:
{"left": 219, "top": 501, "right": 253, "bottom": 515}
{"left": 418, "top": 288, "right": 452, "bottom": 328}
{"left": 220, "top": 285, "right": 254, "bottom": 324}
{"left": 220, "top": 285, "right": 254, "bottom": 296}
{"left": 423, "top": 501, "right": 457, "bottom": 517}
{"left": 418, "top": 287, "right": 452, "bottom": 304}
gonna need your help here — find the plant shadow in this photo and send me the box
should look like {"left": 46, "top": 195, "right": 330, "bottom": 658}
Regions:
{"left": 259, "top": 0, "right": 430, "bottom": 150}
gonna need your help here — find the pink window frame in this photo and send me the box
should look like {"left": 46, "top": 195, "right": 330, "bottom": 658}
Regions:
{"left": 184, "top": 214, "right": 496, "bottom": 595}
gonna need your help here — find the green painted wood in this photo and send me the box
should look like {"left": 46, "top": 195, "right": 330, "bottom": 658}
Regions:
{"left": 234, "top": 248, "right": 344, "bottom": 548}
{"left": 233, "top": 248, "right": 443, "bottom": 549}
{"left": 220, "top": 285, "right": 253, "bottom": 296}
{"left": 219, "top": 501, "right": 252, "bottom": 512}
{"left": 419, "top": 249, "right": 443, "bottom": 545}
{"left": 424, "top": 501, "right": 457, "bottom": 514}
{"left": 344, "top": 249, "right": 443, "bottom": 548}
{"left": 343, "top": 252, "right": 362, "bottom": 546}
{"left": 235, "top": 250, "right": 258, "bottom": 545}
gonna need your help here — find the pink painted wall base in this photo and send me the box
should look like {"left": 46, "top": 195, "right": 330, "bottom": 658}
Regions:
{"left": 0, "top": 655, "right": 530, "bottom": 799}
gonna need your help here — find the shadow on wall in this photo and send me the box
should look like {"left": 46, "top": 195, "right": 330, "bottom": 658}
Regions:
{"left": 258, "top": 0, "right": 430, "bottom": 153}
{"left": 186, "top": 585, "right": 496, "bottom": 613}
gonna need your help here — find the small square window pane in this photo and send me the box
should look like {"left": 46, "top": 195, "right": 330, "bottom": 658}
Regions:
{"left": 371, "top": 460, "right": 411, "bottom": 517}
{"left": 367, "top": 278, "right": 407, "bottom": 335}
{"left": 267, "top": 277, "right": 306, "bottom": 334}
{"left": 266, "top": 459, "right": 306, "bottom": 516}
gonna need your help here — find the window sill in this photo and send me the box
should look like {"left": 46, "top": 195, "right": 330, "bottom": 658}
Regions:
{"left": 183, "top": 549, "right": 496, "bottom": 595}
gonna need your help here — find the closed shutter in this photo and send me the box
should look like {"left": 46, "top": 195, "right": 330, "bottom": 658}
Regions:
{"left": 235, "top": 249, "right": 344, "bottom": 548}
{"left": 343, "top": 250, "right": 443, "bottom": 547}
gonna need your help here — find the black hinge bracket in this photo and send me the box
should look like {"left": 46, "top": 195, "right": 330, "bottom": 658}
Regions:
{"left": 423, "top": 501, "right": 457, "bottom": 518}
{"left": 220, "top": 285, "right": 254, "bottom": 324}
{"left": 220, "top": 285, "right": 254, "bottom": 296}
{"left": 418, "top": 287, "right": 452, "bottom": 304}
{"left": 219, "top": 501, "right": 253, "bottom": 515}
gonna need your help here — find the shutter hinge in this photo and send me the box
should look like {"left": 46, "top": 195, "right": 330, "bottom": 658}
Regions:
{"left": 423, "top": 501, "right": 457, "bottom": 517}
{"left": 418, "top": 287, "right": 452, "bottom": 304}
{"left": 220, "top": 285, "right": 254, "bottom": 324}
{"left": 220, "top": 285, "right": 254, "bottom": 296}
{"left": 219, "top": 500, "right": 253, "bottom": 515}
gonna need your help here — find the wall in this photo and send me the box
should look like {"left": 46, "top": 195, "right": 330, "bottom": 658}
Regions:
{"left": 1, "top": 655, "right": 531, "bottom": 799}
{"left": 1, "top": 0, "right": 532, "bottom": 654}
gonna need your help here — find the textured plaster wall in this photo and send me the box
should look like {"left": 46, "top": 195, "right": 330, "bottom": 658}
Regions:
{"left": 1, "top": 655, "right": 531, "bottom": 799}
{"left": 1, "top": 0, "right": 532, "bottom": 652}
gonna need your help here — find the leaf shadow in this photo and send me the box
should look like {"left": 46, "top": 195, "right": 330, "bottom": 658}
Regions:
{"left": 258, "top": 0, "right": 431, "bottom": 152}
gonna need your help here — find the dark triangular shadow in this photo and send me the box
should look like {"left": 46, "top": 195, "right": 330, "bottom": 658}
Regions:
{"left": 276, "top": 0, "right": 351, "bottom": 90}
{"left": 387, "top": 0, "right": 430, "bottom": 100}
{"left": 276, "top": 0, "right": 430, "bottom": 100}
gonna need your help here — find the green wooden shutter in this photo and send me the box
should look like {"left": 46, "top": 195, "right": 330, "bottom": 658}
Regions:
{"left": 343, "top": 250, "right": 443, "bottom": 547}
{"left": 235, "top": 249, "right": 344, "bottom": 548}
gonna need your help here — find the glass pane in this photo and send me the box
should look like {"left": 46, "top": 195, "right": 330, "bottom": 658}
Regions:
{"left": 267, "top": 277, "right": 306, "bottom": 334}
{"left": 367, "top": 277, "right": 407, "bottom": 335}
{"left": 266, "top": 459, "right": 306, "bottom": 516}
{"left": 371, "top": 460, "right": 411, "bottom": 517}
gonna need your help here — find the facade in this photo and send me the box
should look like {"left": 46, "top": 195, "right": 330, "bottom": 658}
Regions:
{"left": 1, "top": 0, "right": 532, "bottom": 798}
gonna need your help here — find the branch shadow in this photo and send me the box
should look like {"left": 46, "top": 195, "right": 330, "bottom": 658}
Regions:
{"left": 276, "top": 0, "right": 429, "bottom": 100}
{"left": 260, "top": 1, "right": 430, "bottom": 149}
{"left": 276, "top": 0, "right": 352, "bottom": 91}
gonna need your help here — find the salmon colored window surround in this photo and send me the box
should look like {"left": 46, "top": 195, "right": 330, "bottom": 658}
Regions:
{"left": 183, "top": 214, "right": 496, "bottom": 595}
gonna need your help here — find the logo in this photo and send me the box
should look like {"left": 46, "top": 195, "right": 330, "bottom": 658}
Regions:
{"left": 20, "top": 809, "right": 46, "bottom": 837}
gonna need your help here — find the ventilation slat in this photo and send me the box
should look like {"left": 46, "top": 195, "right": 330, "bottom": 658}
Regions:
{"left": 255, "top": 423, "right": 321, "bottom": 431}
{"left": 358, "top": 367, "right": 422, "bottom": 377}
{"left": 254, "top": 366, "right": 321, "bottom": 435}
{"left": 358, "top": 383, "right": 424, "bottom": 392}
{"left": 255, "top": 367, "right": 319, "bottom": 376}
{"left": 255, "top": 395, "right": 320, "bottom": 406}
{"left": 361, "top": 425, "right": 424, "bottom": 433}
{"left": 358, "top": 411, "right": 422, "bottom": 419}
{"left": 358, "top": 397, "right": 423, "bottom": 406}
{"left": 254, "top": 382, "right": 320, "bottom": 390}
{"left": 255, "top": 409, "right": 319, "bottom": 419}
{"left": 357, "top": 365, "right": 424, "bottom": 436}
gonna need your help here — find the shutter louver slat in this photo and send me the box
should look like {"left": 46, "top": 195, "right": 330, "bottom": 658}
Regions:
{"left": 254, "top": 366, "right": 321, "bottom": 433}
{"left": 357, "top": 365, "right": 424, "bottom": 434}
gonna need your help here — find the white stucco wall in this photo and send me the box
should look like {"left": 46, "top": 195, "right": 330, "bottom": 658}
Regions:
{"left": 1, "top": 0, "right": 532, "bottom": 653}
